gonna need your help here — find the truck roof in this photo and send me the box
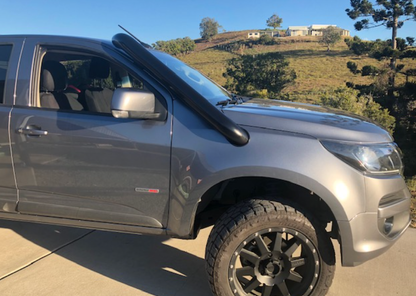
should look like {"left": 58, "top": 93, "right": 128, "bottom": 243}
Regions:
{"left": 0, "top": 34, "right": 112, "bottom": 46}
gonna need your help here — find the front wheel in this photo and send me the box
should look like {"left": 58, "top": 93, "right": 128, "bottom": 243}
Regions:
{"left": 205, "top": 199, "right": 335, "bottom": 296}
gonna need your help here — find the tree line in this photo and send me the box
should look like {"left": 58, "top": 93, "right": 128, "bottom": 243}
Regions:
{"left": 152, "top": 37, "right": 196, "bottom": 56}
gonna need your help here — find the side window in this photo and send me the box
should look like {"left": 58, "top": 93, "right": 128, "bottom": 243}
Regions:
{"left": 0, "top": 45, "right": 13, "bottom": 104}
{"left": 38, "top": 51, "right": 148, "bottom": 114}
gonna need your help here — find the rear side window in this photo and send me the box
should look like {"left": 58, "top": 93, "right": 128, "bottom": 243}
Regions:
{"left": 0, "top": 45, "right": 13, "bottom": 104}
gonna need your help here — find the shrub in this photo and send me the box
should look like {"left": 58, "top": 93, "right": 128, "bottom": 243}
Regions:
{"left": 320, "top": 87, "right": 395, "bottom": 134}
{"left": 406, "top": 176, "right": 416, "bottom": 192}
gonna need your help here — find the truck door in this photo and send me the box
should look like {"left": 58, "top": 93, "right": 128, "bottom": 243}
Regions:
{"left": 10, "top": 41, "right": 172, "bottom": 228}
{"left": 0, "top": 39, "right": 23, "bottom": 213}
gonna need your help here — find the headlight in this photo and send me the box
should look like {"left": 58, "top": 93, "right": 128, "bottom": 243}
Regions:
{"left": 321, "top": 141, "right": 403, "bottom": 175}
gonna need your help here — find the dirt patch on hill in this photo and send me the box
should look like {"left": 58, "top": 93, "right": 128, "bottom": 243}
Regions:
{"left": 194, "top": 30, "right": 257, "bottom": 51}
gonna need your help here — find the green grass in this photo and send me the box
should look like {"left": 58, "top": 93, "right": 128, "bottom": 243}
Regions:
{"left": 179, "top": 34, "right": 416, "bottom": 104}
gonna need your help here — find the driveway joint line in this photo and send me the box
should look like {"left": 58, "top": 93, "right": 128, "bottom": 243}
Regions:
{"left": 0, "top": 229, "right": 95, "bottom": 281}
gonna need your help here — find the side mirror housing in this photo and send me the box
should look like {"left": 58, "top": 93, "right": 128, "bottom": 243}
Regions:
{"left": 111, "top": 88, "right": 160, "bottom": 119}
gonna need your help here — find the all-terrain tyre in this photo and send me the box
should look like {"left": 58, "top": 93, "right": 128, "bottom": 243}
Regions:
{"left": 205, "top": 199, "right": 335, "bottom": 296}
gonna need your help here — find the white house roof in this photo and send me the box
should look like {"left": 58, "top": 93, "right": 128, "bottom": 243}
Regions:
{"left": 287, "top": 26, "right": 309, "bottom": 31}
{"left": 310, "top": 25, "right": 336, "bottom": 30}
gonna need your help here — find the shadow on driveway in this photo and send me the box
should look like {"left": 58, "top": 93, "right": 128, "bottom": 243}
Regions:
{"left": 0, "top": 220, "right": 212, "bottom": 295}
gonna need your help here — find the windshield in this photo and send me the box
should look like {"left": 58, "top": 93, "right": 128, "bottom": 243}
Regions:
{"left": 150, "top": 50, "right": 230, "bottom": 105}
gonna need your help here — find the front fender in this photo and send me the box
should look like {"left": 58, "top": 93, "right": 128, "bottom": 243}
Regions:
{"left": 167, "top": 114, "right": 366, "bottom": 238}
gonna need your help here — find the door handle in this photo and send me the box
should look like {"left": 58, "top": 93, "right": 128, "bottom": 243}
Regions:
{"left": 16, "top": 126, "right": 48, "bottom": 137}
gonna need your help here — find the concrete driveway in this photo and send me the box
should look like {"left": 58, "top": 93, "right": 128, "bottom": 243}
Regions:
{"left": 0, "top": 220, "right": 414, "bottom": 296}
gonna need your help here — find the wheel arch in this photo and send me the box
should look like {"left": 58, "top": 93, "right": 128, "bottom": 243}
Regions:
{"left": 167, "top": 167, "right": 348, "bottom": 239}
{"left": 195, "top": 177, "right": 338, "bottom": 233}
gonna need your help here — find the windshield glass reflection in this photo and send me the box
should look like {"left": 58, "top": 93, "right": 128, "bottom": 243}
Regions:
{"left": 151, "top": 50, "right": 230, "bottom": 105}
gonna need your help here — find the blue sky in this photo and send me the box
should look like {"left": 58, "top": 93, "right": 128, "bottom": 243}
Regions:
{"left": 1, "top": 0, "right": 415, "bottom": 44}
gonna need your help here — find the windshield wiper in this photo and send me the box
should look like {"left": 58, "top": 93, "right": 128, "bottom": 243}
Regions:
{"left": 216, "top": 94, "right": 244, "bottom": 106}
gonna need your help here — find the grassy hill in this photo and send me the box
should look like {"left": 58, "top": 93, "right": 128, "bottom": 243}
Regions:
{"left": 179, "top": 31, "right": 416, "bottom": 103}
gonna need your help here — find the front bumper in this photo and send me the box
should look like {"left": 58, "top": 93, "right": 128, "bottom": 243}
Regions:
{"left": 338, "top": 180, "right": 411, "bottom": 266}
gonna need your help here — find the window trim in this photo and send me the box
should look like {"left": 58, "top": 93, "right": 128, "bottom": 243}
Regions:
{"left": 32, "top": 45, "right": 168, "bottom": 121}
{"left": 0, "top": 44, "right": 14, "bottom": 105}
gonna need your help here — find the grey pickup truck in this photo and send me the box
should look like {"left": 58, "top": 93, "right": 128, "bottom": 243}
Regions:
{"left": 0, "top": 33, "right": 411, "bottom": 296}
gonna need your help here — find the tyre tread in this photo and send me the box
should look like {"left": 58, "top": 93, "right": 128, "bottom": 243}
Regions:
{"left": 205, "top": 198, "right": 335, "bottom": 296}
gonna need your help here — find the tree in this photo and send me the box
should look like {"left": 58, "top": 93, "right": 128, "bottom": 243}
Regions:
{"left": 407, "top": 36, "right": 415, "bottom": 46}
{"left": 346, "top": 1, "right": 416, "bottom": 177}
{"left": 153, "top": 37, "right": 195, "bottom": 56}
{"left": 345, "top": 36, "right": 374, "bottom": 55}
{"left": 319, "top": 26, "right": 342, "bottom": 51}
{"left": 266, "top": 14, "right": 283, "bottom": 30}
{"left": 346, "top": 0, "right": 416, "bottom": 49}
{"left": 347, "top": 61, "right": 360, "bottom": 74}
{"left": 257, "top": 34, "right": 277, "bottom": 45}
{"left": 345, "top": 36, "right": 416, "bottom": 85}
{"left": 346, "top": 0, "right": 416, "bottom": 90}
{"left": 199, "top": 17, "right": 221, "bottom": 41}
{"left": 224, "top": 52, "right": 296, "bottom": 98}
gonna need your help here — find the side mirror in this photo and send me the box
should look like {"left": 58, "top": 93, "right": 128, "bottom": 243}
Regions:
{"left": 111, "top": 88, "right": 160, "bottom": 119}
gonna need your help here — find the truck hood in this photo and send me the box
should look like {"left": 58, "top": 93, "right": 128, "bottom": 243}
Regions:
{"left": 222, "top": 98, "right": 392, "bottom": 143}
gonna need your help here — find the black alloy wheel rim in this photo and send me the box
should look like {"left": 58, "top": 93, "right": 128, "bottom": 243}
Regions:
{"left": 228, "top": 227, "right": 320, "bottom": 296}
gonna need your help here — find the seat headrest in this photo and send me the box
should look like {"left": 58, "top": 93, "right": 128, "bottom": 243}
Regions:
{"left": 41, "top": 61, "right": 67, "bottom": 92}
{"left": 89, "top": 57, "right": 110, "bottom": 79}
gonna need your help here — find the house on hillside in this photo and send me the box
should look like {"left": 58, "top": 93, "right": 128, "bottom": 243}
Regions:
{"left": 309, "top": 25, "right": 336, "bottom": 36}
{"left": 248, "top": 32, "right": 260, "bottom": 39}
{"left": 340, "top": 29, "right": 351, "bottom": 36}
{"left": 309, "top": 25, "right": 350, "bottom": 36}
{"left": 286, "top": 26, "right": 309, "bottom": 37}
{"left": 249, "top": 25, "right": 350, "bottom": 39}
{"left": 247, "top": 31, "right": 280, "bottom": 39}
{"left": 286, "top": 25, "right": 350, "bottom": 37}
